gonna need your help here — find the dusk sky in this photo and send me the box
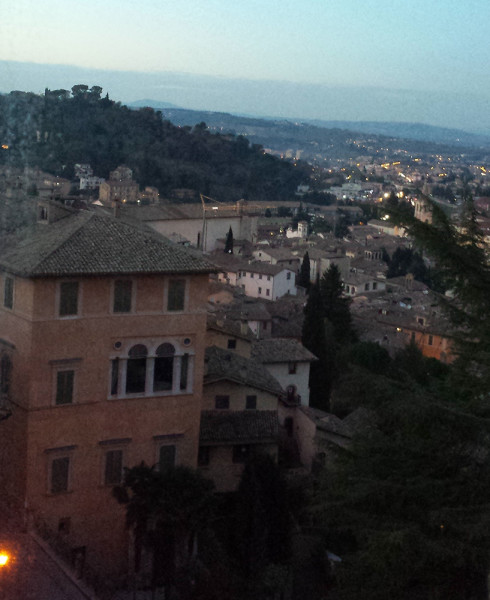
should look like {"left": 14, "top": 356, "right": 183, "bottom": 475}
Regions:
{"left": 2, "top": 0, "right": 490, "bottom": 132}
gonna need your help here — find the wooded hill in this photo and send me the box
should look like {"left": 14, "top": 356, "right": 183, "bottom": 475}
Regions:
{"left": 0, "top": 86, "right": 310, "bottom": 201}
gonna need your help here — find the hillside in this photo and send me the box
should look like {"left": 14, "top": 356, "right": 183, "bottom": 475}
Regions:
{"left": 128, "top": 101, "right": 490, "bottom": 162}
{"left": 0, "top": 87, "right": 310, "bottom": 202}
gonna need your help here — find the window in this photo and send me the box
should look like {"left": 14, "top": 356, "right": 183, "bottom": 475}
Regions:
{"left": 258, "top": 287, "right": 262, "bottom": 294}
{"left": 288, "top": 362, "right": 297, "bottom": 375}
{"left": 267, "top": 276, "right": 271, "bottom": 281}
{"left": 373, "top": 282, "right": 378, "bottom": 290}
{"left": 428, "top": 335, "right": 433, "bottom": 346}
{"left": 126, "top": 344, "right": 147, "bottom": 393}
{"left": 180, "top": 353, "right": 189, "bottom": 391}
{"left": 198, "top": 446, "right": 210, "bottom": 466}
{"left": 259, "top": 274, "right": 262, "bottom": 280}
{"left": 365, "top": 283, "right": 370, "bottom": 291}
{"left": 227, "top": 339, "right": 237, "bottom": 350}
{"left": 246, "top": 395, "right": 257, "bottom": 409}
{"left": 158, "top": 445, "right": 176, "bottom": 471}
{"left": 153, "top": 343, "right": 175, "bottom": 391}
{"left": 4, "top": 276, "right": 13, "bottom": 309}
{"left": 56, "top": 370, "right": 74, "bottom": 405}
{"left": 113, "top": 279, "right": 132, "bottom": 313}
{"left": 250, "top": 273, "right": 254, "bottom": 278}
{"left": 104, "top": 449, "right": 123, "bottom": 485}
{"left": 0, "top": 354, "right": 12, "bottom": 396}
{"left": 59, "top": 281, "right": 79, "bottom": 316}
{"left": 266, "top": 289, "right": 270, "bottom": 296}
{"left": 233, "top": 445, "right": 250, "bottom": 463}
{"left": 50, "top": 456, "right": 70, "bottom": 494}
{"left": 215, "top": 395, "right": 230, "bottom": 409}
{"left": 286, "top": 272, "right": 291, "bottom": 280}
{"left": 112, "top": 341, "right": 194, "bottom": 397}
{"left": 167, "top": 279, "right": 186, "bottom": 311}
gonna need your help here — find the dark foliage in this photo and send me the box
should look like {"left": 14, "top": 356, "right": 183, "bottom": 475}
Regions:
{"left": 0, "top": 88, "right": 310, "bottom": 202}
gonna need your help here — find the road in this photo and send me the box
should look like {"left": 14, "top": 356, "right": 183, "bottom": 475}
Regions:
{"left": 0, "top": 517, "right": 91, "bottom": 600}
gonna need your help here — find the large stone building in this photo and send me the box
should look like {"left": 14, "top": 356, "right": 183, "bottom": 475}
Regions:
{"left": 98, "top": 165, "right": 139, "bottom": 204}
{"left": 0, "top": 208, "right": 215, "bottom": 580}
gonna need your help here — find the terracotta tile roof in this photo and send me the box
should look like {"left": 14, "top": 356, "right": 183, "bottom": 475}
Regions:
{"left": 204, "top": 345, "right": 283, "bottom": 395}
{"left": 252, "top": 338, "right": 317, "bottom": 363}
{"left": 0, "top": 211, "right": 216, "bottom": 277}
{"left": 200, "top": 410, "right": 278, "bottom": 444}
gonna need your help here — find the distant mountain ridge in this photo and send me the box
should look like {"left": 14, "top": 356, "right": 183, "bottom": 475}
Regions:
{"left": 127, "top": 101, "right": 490, "bottom": 161}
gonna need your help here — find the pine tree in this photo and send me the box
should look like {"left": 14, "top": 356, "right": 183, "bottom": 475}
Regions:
{"left": 297, "top": 251, "right": 311, "bottom": 289}
{"left": 224, "top": 226, "right": 234, "bottom": 254}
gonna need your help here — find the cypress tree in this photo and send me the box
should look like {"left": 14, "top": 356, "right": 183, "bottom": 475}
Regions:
{"left": 297, "top": 251, "right": 311, "bottom": 289}
{"left": 224, "top": 226, "right": 234, "bottom": 254}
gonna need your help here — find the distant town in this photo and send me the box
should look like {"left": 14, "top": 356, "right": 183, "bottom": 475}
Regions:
{"left": 1, "top": 87, "right": 490, "bottom": 599}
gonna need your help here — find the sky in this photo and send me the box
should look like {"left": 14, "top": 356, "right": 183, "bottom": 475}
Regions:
{"left": 2, "top": 0, "right": 490, "bottom": 132}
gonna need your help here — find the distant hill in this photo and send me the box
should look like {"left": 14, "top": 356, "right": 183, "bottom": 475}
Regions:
{"left": 0, "top": 89, "right": 309, "bottom": 202}
{"left": 130, "top": 102, "right": 490, "bottom": 162}
{"left": 305, "top": 120, "right": 490, "bottom": 148}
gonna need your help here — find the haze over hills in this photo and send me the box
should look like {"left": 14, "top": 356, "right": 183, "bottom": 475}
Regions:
{"left": 128, "top": 101, "right": 490, "bottom": 151}
{"left": 1, "top": 60, "right": 490, "bottom": 137}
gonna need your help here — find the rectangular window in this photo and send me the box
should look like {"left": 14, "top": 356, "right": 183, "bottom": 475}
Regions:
{"left": 267, "top": 276, "right": 271, "bottom": 281}
{"left": 158, "top": 445, "right": 176, "bottom": 471}
{"left": 59, "top": 281, "right": 79, "bottom": 316}
{"left": 227, "top": 339, "right": 236, "bottom": 350}
{"left": 246, "top": 395, "right": 257, "bottom": 409}
{"left": 56, "top": 370, "right": 74, "bottom": 405}
{"left": 215, "top": 395, "right": 230, "bottom": 409}
{"left": 250, "top": 273, "right": 254, "bottom": 278}
{"left": 113, "top": 279, "right": 132, "bottom": 313}
{"left": 51, "top": 456, "right": 70, "bottom": 493}
{"left": 167, "top": 279, "right": 186, "bottom": 311}
{"left": 365, "top": 283, "right": 370, "bottom": 291}
{"left": 288, "top": 362, "right": 297, "bottom": 374}
{"left": 428, "top": 335, "right": 433, "bottom": 346}
{"left": 233, "top": 445, "right": 250, "bottom": 464}
{"left": 4, "top": 276, "right": 14, "bottom": 309}
{"left": 266, "top": 289, "right": 270, "bottom": 296}
{"left": 258, "top": 287, "right": 262, "bottom": 294}
{"left": 104, "top": 449, "right": 123, "bottom": 485}
{"left": 259, "top": 274, "right": 262, "bottom": 280}
{"left": 287, "top": 272, "right": 291, "bottom": 280}
{"left": 373, "top": 282, "right": 378, "bottom": 290}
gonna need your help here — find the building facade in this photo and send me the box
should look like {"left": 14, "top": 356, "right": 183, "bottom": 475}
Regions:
{"left": 0, "top": 210, "right": 214, "bottom": 581}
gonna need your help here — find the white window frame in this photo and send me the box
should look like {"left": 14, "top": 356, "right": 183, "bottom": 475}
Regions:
{"left": 109, "top": 338, "right": 195, "bottom": 399}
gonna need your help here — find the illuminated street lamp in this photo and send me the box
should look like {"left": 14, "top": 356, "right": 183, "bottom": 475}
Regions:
{"left": 0, "top": 552, "right": 9, "bottom": 566}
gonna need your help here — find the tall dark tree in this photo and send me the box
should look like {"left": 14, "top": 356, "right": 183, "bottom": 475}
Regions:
{"left": 302, "top": 276, "right": 331, "bottom": 410}
{"left": 297, "top": 251, "right": 311, "bottom": 289}
{"left": 114, "top": 463, "right": 215, "bottom": 595}
{"left": 224, "top": 226, "right": 234, "bottom": 254}
{"left": 319, "top": 264, "right": 354, "bottom": 344}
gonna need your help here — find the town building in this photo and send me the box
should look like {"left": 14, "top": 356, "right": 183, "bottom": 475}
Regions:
{"left": 0, "top": 207, "right": 215, "bottom": 581}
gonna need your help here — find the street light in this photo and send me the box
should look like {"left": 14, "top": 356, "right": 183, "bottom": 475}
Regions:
{"left": 0, "top": 552, "right": 9, "bottom": 566}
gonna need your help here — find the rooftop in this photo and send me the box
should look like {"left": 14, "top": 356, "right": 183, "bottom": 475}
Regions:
{"left": 0, "top": 211, "right": 216, "bottom": 277}
{"left": 252, "top": 338, "right": 316, "bottom": 363}
{"left": 204, "top": 345, "right": 283, "bottom": 395}
{"left": 200, "top": 410, "right": 278, "bottom": 444}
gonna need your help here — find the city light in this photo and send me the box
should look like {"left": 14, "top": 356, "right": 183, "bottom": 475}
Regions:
{"left": 0, "top": 552, "right": 9, "bottom": 566}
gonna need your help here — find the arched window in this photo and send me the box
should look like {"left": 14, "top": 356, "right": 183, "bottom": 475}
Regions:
{"left": 153, "top": 343, "right": 175, "bottom": 391}
{"left": 126, "top": 345, "right": 147, "bottom": 393}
